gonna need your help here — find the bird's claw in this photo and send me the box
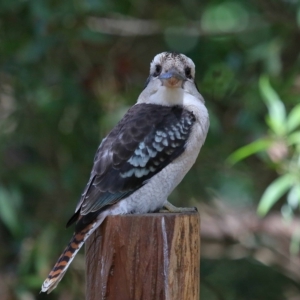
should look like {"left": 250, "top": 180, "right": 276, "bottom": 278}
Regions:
{"left": 159, "top": 201, "right": 198, "bottom": 213}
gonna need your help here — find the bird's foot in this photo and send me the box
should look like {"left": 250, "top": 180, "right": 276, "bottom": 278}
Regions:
{"left": 159, "top": 201, "right": 197, "bottom": 213}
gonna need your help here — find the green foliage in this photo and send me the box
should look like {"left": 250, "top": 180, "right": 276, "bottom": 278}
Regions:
{"left": 229, "top": 77, "right": 300, "bottom": 216}
{"left": 260, "top": 76, "right": 287, "bottom": 136}
{"left": 258, "top": 173, "right": 295, "bottom": 216}
{"left": 0, "top": 186, "right": 22, "bottom": 237}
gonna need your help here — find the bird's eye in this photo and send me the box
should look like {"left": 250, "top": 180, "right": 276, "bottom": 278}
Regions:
{"left": 185, "top": 67, "right": 192, "bottom": 79}
{"left": 153, "top": 65, "right": 162, "bottom": 77}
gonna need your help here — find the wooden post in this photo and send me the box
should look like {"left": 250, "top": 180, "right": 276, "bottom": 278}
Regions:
{"left": 85, "top": 212, "right": 200, "bottom": 300}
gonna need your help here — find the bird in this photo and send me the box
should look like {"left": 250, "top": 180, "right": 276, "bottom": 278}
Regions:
{"left": 41, "top": 51, "right": 209, "bottom": 293}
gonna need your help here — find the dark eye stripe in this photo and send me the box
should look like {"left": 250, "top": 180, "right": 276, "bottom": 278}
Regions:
{"left": 185, "top": 67, "right": 192, "bottom": 79}
{"left": 153, "top": 65, "right": 162, "bottom": 77}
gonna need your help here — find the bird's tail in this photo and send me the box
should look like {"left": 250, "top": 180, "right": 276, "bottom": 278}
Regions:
{"left": 41, "top": 221, "right": 97, "bottom": 294}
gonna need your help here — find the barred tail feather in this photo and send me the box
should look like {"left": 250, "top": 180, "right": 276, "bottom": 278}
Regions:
{"left": 41, "top": 212, "right": 107, "bottom": 294}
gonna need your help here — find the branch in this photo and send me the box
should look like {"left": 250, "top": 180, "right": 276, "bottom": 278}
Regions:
{"left": 199, "top": 201, "right": 300, "bottom": 282}
{"left": 87, "top": 16, "right": 268, "bottom": 37}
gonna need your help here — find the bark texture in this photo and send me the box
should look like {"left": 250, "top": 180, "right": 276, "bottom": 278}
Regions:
{"left": 85, "top": 212, "right": 200, "bottom": 300}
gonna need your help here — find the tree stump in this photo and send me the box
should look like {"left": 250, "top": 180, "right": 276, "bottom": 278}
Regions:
{"left": 85, "top": 212, "right": 200, "bottom": 300}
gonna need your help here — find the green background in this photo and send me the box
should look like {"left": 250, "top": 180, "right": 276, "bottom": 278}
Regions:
{"left": 1, "top": 0, "right": 300, "bottom": 299}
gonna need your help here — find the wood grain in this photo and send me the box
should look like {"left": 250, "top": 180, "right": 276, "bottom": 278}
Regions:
{"left": 85, "top": 212, "right": 200, "bottom": 300}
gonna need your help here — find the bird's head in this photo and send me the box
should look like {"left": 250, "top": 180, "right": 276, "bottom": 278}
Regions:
{"left": 149, "top": 52, "right": 196, "bottom": 89}
{"left": 138, "top": 52, "right": 202, "bottom": 106}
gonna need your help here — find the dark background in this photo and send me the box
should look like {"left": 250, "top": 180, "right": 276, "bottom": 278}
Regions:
{"left": 1, "top": 0, "right": 300, "bottom": 299}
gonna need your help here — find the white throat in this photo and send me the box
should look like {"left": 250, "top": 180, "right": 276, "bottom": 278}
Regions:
{"left": 136, "top": 79, "right": 206, "bottom": 121}
{"left": 139, "top": 85, "right": 185, "bottom": 106}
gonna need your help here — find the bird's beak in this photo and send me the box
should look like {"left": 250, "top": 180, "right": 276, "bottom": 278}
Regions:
{"left": 159, "top": 68, "right": 186, "bottom": 88}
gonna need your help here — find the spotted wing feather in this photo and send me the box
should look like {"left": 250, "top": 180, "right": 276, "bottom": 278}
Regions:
{"left": 69, "top": 103, "right": 196, "bottom": 227}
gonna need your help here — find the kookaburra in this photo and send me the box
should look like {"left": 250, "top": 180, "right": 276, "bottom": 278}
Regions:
{"left": 41, "top": 52, "right": 209, "bottom": 293}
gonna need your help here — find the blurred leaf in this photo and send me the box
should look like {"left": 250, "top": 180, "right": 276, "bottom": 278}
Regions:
{"left": 201, "top": 2, "right": 249, "bottom": 34}
{"left": 35, "top": 225, "right": 56, "bottom": 274}
{"left": 0, "top": 186, "right": 21, "bottom": 236}
{"left": 297, "top": 7, "right": 300, "bottom": 28}
{"left": 257, "top": 174, "right": 294, "bottom": 216}
{"left": 287, "top": 184, "right": 300, "bottom": 209}
{"left": 287, "top": 132, "right": 300, "bottom": 146}
{"left": 227, "top": 138, "right": 271, "bottom": 165}
{"left": 18, "top": 225, "right": 56, "bottom": 288}
{"left": 201, "top": 63, "right": 237, "bottom": 100}
{"left": 21, "top": 275, "right": 43, "bottom": 289}
{"left": 259, "top": 76, "right": 286, "bottom": 136}
{"left": 281, "top": 203, "right": 293, "bottom": 222}
{"left": 287, "top": 104, "right": 300, "bottom": 133}
{"left": 290, "top": 229, "right": 300, "bottom": 255}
